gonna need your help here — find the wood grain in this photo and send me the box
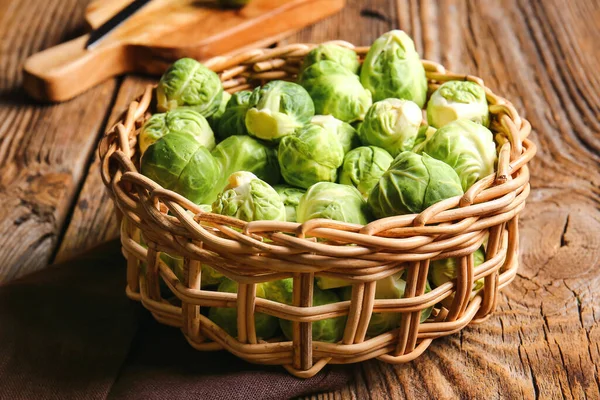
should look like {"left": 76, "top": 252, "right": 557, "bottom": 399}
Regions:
{"left": 0, "top": 0, "right": 117, "bottom": 282}
{"left": 3, "top": 0, "right": 599, "bottom": 398}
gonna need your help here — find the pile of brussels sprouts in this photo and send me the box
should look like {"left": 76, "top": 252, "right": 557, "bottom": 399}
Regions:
{"left": 139, "top": 30, "right": 496, "bottom": 342}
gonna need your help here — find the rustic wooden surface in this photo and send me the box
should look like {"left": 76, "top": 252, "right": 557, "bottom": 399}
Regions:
{"left": 1, "top": 0, "right": 599, "bottom": 398}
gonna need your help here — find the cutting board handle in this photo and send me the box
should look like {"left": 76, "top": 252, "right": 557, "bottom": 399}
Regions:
{"left": 23, "top": 35, "right": 130, "bottom": 102}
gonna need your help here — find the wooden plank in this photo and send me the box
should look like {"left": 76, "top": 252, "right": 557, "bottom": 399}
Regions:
{"left": 53, "top": 77, "right": 153, "bottom": 263}
{"left": 0, "top": 0, "right": 118, "bottom": 283}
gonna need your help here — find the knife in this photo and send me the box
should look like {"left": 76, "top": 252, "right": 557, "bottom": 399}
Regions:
{"left": 86, "top": 0, "right": 152, "bottom": 49}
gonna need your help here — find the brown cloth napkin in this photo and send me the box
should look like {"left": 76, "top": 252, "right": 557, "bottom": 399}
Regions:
{"left": 0, "top": 241, "right": 353, "bottom": 400}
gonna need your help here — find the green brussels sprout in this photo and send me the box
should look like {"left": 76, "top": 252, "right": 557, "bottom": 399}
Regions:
{"left": 159, "top": 252, "right": 224, "bottom": 288}
{"left": 141, "top": 132, "right": 221, "bottom": 204}
{"left": 217, "top": 90, "right": 256, "bottom": 140}
{"left": 368, "top": 152, "right": 463, "bottom": 218}
{"left": 297, "top": 182, "right": 370, "bottom": 225}
{"left": 421, "top": 119, "right": 497, "bottom": 191}
{"left": 300, "top": 61, "right": 372, "bottom": 123}
{"left": 138, "top": 109, "right": 216, "bottom": 155}
{"left": 211, "top": 135, "right": 280, "bottom": 198}
{"left": 411, "top": 124, "right": 437, "bottom": 154}
{"left": 311, "top": 115, "right": 360, "bottom": 154}
{"left": 301, "top": 43, "right": 360, "bottom": 74}
{"left": 245, "top": 81, "right": 314, "bottom": 141}
{"left": 218, "top": 0, "right": 251, "bottom": 8}
{"left": 429, "top": 247, "right": 486, "bottom": 308}
{"left": 209, "top": 278, "right": 279, "bottom": 339}
{"left": 339, "top": 146, "right": 393, "bottom": 198}
{"left": 427, "top": 81, "right": 489, "bottom": 128}
{"left": 156, "top": 58, "right": 224, "bottom": 117}
{"left": 263, "top": 278, "right": 346, "bottom": 343}
{"left": 358, "top": 98, "right": 422, "bottom": 157}
{"left": 212, "top": 171, "right": 286, "bottom": 222}
{"left": 340, "top": 274, "right": 433, "bottom": 336}
{"left": 278, "top": 124, "right": 344, "bottom": 189}
{"left": 207, "top": 91, "right": 231, "bottom": 132}
{"left": 360, "top": 30, "right": 428, "bottom": 107}
{"left": 274, "top": 185, "right": 306, "bottom": 223}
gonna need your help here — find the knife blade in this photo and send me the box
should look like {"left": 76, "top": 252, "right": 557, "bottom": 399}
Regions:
{"left": 86, "top": 0, "right": 152, "bottom": 49}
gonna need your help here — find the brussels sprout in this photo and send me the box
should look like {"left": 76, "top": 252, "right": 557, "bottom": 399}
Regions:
{"left": 300, "top": 61, "right": 372, "bottom": 123}
{"left": 340, "top": 274, "right": 433, "bottom": 336}
{"left": 138, "top": 109, "right": 216, "bottom": 155}
{"left": 421, "top": 119, "right": 497, "bottom": 191}
{"left": 245, "top": 81, "right": 314, "bottom": 141}
{"left": 358, "top": 99, "right": 422, "bottom": 157}
{"left": 217, "top": 90, "right": 256, "bottom": 140}
{"left": 278, "top": 124, "right": 344, "bottom": 189}
{"left": 360, "top": 30, "right": 428, "bottom": 107}
{"left": 339, "top": 146, "right": 393, "bottom": 198}
{"left": 311, "top": 115, "right": 360, "bottom": 154}
{"left": 198, "top": 204, "right": 213, "bottom": 213}
{"left": 264, "top": 278, "right": 346, "bottom": 343}
{"left": 159, "top": 252, "right": 224, "bottom": 288}
{"left": 211, "top": 135, "right": 280, "bottom": 197}
{"left": 429, "top": 247, "right": 486, "bottom": 308}
{"left": 427, "top": 81, "right": 489, "bottom": 128}
{"left": 141, "top": 132, "right": 221, "bottom": 205}
{"left": 212, "top": 171, "right": 286, "bottom": 222}
{"left": 368, "top": 152, "right": 463, "bottom": 218}
{"left": 156, "top": 58, "right": 224, "bottom": 117}
{"left": 209, "top": 278, "right": 279, "bottom": 339}
{"left": 301, "top": 44, "right": 360, "bottom": 74}
{"left": 207, "top": 91, "right": 231, "bottom": 132}
{"left": 218, "top": 0, "right": 251, "bottom": 8}
{"left": 297, "top": 182, "right": 369, "bottom": 225}
{"left": 274, "top": 185, "right": 305, "bottom": 223}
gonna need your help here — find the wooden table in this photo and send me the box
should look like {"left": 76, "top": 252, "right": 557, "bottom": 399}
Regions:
{"left": 1, "top": 0, "right": 599, "bottom": 398}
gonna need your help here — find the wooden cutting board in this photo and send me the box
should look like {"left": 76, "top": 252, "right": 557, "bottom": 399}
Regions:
{"left": 23, "top": 0, "right": 346, "bottom": 102}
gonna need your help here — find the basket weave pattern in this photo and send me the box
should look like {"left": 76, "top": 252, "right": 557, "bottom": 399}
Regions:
{"left": 98, "top": 42, "right": 536, "bottom": 378}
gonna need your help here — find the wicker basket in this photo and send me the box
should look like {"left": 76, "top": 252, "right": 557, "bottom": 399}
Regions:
{"left": 98, "top": 41, "right": 536, "bottom": 378}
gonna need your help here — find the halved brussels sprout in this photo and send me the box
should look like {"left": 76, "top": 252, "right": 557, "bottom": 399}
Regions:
{"left": 301, "top": 43, "right": 360, "bottom": 74}
{"left": 358, "top": 98, "right": 422, "bottom": 157}
{"left": 300, "top": 61, "right": 372, "bottom": 123}
{"left": 141, "top": 132, "right": 221, "bottom": 205}
{"left": 421, "top": 118, "right": 497, "bottom": 191}
{"left": 245, "top": 81, "right": 314, "bottom": 141}
{"left": 311, "top": 115, "right": 360, "bottom": 154}
{"left": 209, "top": 278, "right": 279, "bottom": 339}
{"left": 339, "top": 146, "right": 393, "bottom": 199}
{"left": 156, "top": 58, "right": 223, "bottom": 117}
{"left": 139, "top": 109, "right": 216, "bottom": 155}
{"left": 429, "top": 247, "right": 486, "bottom": 308}
{"left": 340, "top": 273, "right": 433, "bottom": 336}
{"left": 263, "top": 278, "right": 346, "bottom": 343}
{"left": 211, "top": 135, "right": 280, "bottom": 197}
{"left": 278, "top": 124, "right": 344, "bottom": 189}
{"left": 274, "top": 185, "right": 306, "bottom": 223}
{"left": 368, "top": 151, "right": 463, "bottom": 218}
{"left": 297, "top": 182, "right": 370, "bottom": 225}
{"left": 217, "top": 90, "right": 256, "bottom": 140}
{"left": 427, "top": 81, "right": 489, "bottom": 128}
{"left": 360, "top": 30, "right": 428, "bottom": 107}
{"left": 212, "top": 171, "right": 286, "bottom": 222}
{"left": 207, "top": 90, "right": 231, "bottom": 132}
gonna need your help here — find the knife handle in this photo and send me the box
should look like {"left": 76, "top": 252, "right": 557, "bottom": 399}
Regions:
{"left": 23, "top": 35, "right": 130, "bottom": 102}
